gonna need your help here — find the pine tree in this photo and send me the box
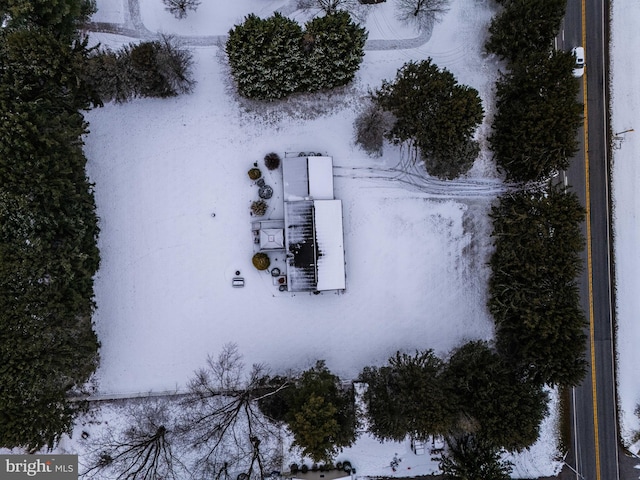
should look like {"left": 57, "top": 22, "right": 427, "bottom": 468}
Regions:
{"left": 440, "top": 433, "right": 513, "bottom": 480}
{"left": 485, "top": 0, "right": 567, "bottom": 63}
{"left": 375, "top": 59, "right": 483, "bottom": 179}
{"left": 360, "top": 350, "right": 457, "bottom": 442}
{"left": 0, "top": 25, "right": 100, "bottom": 451}
{"left": 489, "top": 50, "right": 582, "bottom": 182}
{"left": 444, "top": 341, "right": 548, "bottom": 451}
{"left": 286, "top": 361, "right": 358, "bottom": 462}
{"left": 488, "top": 187, "right": 587, "bottom": 386}
{"left": 302, "top": 12, "right": 367, "bottom": 91}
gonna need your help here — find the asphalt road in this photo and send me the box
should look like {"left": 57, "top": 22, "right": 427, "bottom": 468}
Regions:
{"left": 561, "top": 0, "right": 619, "bottom": 479}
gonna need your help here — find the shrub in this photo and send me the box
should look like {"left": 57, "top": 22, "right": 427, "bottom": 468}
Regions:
{"left": 290, "top": 463, "right": 299, "bottom": 474}
{"left": 226, "top": 12, "right": 367, "bottom": 100}
{"left": 264, "top": 152, "right": 281, "bottom": 170}
{"left": 226, "top": 13, "right": 304, "bottom": 100}
{"left": 84, "top": 35, "right": 195, "bottom": 103}
{"left": 300, "top": 464, "right": 309, "bottom": 473}
{"left": 354, "top": 100, "right": 394, "bottom": 157}
{"left": 301, "top": 12, "right": 367, "bottom": 91}
{"left": 252, "top": 253, "right": 271, "bottom": 270}
{"left": 248, "top": 168, "right": 262, "bottom": 180}
{"left": 251, "top": 200, "right": 268, "bottom": 216}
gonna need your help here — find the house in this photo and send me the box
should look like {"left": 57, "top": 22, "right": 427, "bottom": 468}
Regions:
{"left": 254, "top": 155, "right": 346, "bottom": 293}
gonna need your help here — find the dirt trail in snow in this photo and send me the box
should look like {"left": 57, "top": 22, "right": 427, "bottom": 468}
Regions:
{"left": 86, "top": 0, "right": 431, "bottom": 49}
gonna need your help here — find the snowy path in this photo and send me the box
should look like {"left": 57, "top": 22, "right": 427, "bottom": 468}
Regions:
{"left": 86, "top": 0, "right": 431, "bottom": 49}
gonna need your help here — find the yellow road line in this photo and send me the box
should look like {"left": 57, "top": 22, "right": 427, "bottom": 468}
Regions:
{"left": 581, "top": 0, "right": 601, "bottom": 478}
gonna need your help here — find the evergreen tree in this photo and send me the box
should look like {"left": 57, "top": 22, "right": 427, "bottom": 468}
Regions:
{"left": 485, "top": 0, "right": 566, "bottom": 63}
{"left": 226, "top": 13, "right": 305, "bottom": 100}
{"left": 488, "top": 187, "right": 587, "bottom": 386}
{"left": 360, "top": 350, "right": 456, "bottom": 442}
{"left": 375, "top": 59, "right": 483, "bottom": 179}
{"left": 444, "top": 341, "right": 548, "bottom": 451}
{"left": 0, "top": 24, "right": 100, "bottom": 451}
{"left": 225, "top": 12, "right": 366, "bottom": 100}
{"left": 440, "top": 433, "right": 513, "bottom": 480}
{"left": 302, "top": 12, "right": 367, "bottom": 91}
{"left": 285, "top": 361, "right": 358, "bottom": 462}
{"left": 0, "top": 0, "right": 96, "bottom": 38}
{"left": 489, "top": 50, "right": 582, "bottom": 182}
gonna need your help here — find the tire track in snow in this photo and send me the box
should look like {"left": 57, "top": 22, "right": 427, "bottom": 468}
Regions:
{"left": 333, "top": 164, "right": 513, "bottom": 198}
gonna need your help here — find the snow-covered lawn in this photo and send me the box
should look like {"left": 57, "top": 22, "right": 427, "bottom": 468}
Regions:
{"left": 84, "top": 0, "right": 498, "bottom": 399}
{"left": 28, "top": 0, "right": 571, "bottom": 475}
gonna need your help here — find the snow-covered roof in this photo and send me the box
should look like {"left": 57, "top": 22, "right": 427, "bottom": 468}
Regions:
{"left": 283, "top": 156, "right": 335, "bottom": 201}
{"left": 260, "top": 228, "right": 284, "bottom": 250}
{"left": 283, "top": 199, "right": 345, "bottom": 292}
{"left": 282, "top": 156, "right": 309, "bottom": 201}
{"left": 308, "top": 156, "right": 334, "bottom": 200}
{"left": 314, "top": 200, "right": 345, "bottom": 291}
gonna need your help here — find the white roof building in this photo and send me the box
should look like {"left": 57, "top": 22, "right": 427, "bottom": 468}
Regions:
{"left": 281, "top": 156, "right": 346, "bottom": 292}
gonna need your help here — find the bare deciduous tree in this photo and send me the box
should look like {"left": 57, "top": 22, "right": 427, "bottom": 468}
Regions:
{"left": 83, "top": 400, "right": 187, "bottom": 479}
{"left": 395, "top": 0, "right": 450, "bottom": 32}
{"left": 297, "top": 0, "right": 368, "bottom": 23}
{"left": 354, "top": 97, "right": 395, "bottom": 157}
{"left": 162, "top": 0, "right": 201, "bottom": 19}
{"left": 180, "top": 344, "right": 288, "bottom": 480}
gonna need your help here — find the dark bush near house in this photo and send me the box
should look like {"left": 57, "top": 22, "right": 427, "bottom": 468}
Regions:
{"left": 264, "top": 152, "right": 281, "bottom": 170}
{"left": 226, "top": 12, "right": 367, "bottom": 100}
{"left": 251, "top": 200, "right": 268, "bottom": 216}
{"left": 300, "top": 464, "right": 309, "bottom": 473}
{"left": 248, "top": 168, "right": 262, "bottom": 180}
{"left": 252, "top": 253, "right": 271, "bottom": 270}
{"left": 290, "top": 463, "right": 299, "bottom": 474}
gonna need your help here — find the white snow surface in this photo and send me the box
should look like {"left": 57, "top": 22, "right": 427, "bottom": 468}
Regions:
{"left": 610, "top": 0, "right": 640, "bottom": 449}
{"left": 2, "top": 0, "right": 575, "bottom": 475}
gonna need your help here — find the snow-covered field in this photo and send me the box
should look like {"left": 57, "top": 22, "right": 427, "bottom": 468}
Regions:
{"left": 610, "top": 0, "right": 640, "bottom": 451}
{"left": 6, "top": 0, "right": 583, "bottom": 475}
{"left": 84, "top": 0, "right": 499, "bottom": 401}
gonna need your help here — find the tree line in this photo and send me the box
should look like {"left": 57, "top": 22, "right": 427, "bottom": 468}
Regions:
{"left": 0, "top": 0, "right": 195, "bottom": 451}
{"left": 83, "top": 344, "right": 518, "bottom": 479}
{"left": 0, "top": 0, "right": 101, "bottom": 452}
{"left": 486, "top": 0, "right": 582, "bottom": 183}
